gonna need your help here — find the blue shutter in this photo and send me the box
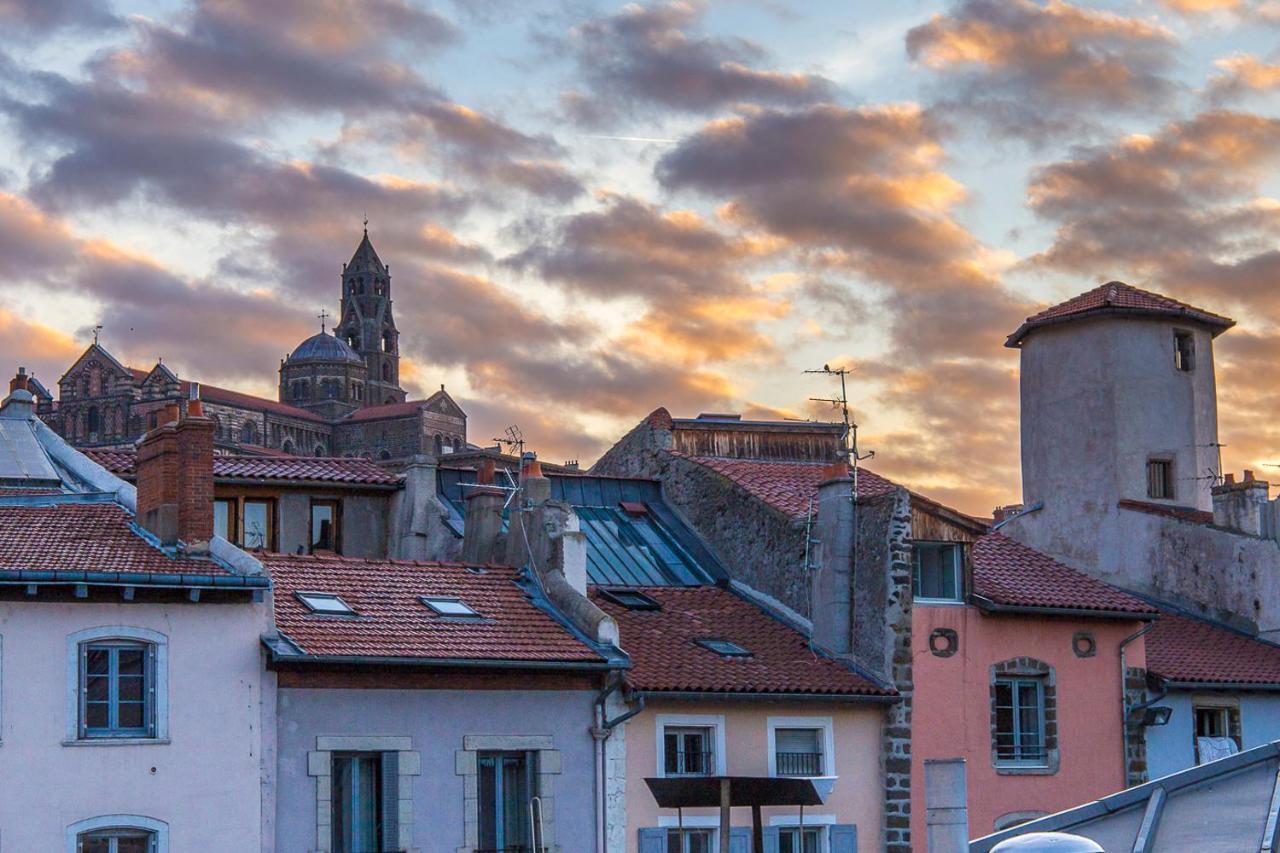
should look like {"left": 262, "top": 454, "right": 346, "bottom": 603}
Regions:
{"left": 829, "top": 824, "right": 857, "bottom": 853}
{"left": 380, "top": 751, "right": 400, "bottom": 850}
{"left": 639, "top": 827, "right": 667, "bottom": 853}
{"left": 762, "top": 825, "right": 781, "bottom": 853}
{"left": 729, "top": 826, "right": 752, "bottom": 853}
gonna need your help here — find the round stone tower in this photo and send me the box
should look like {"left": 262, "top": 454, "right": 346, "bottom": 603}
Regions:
{"left": 278, "top": 330, "right": 368, "bottom": 420}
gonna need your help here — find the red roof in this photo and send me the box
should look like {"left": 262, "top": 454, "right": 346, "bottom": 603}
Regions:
{"left": 972, "top": 533, "right": 1156, "bottom": 616}
{"left": 267, "top": 555, "right": 605, "bottom": 663}
{"left": 1007, "top": 281, "right": 1235, "bottom": 346}
{"left": 341, "top": 400, "right": 429, "bottom": 422}
{"left": 1118, "top": 499, "right": 1214, "bottom": 525}
{"left": 591, "top": 585, "right": 891, "bottom": 696}
{"left": 1147, "top": 609, "right": 1280, "bottom": 686}
{"left": 673, "top": 453, "right": 899, "bottom": 519}
{"left": 0, "top": 500, "right": 241, "bottom": 577}
{"left": 126, "top": 368, "right": 326, "bottom": 422}
{"left": 84, "top": 448, "right": 402, "bottom": 486}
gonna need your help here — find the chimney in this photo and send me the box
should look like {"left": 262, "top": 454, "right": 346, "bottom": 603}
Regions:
{"left": 136, "top": 401, "right": 215, "bottom": 553}
{"left": 992, "top": 504, "right": 1024, "bottom": 524}
{"left": 505, "top": 453, "right": 618, "bottom": 645}
{"left": 811, "top": 462, "right": 854, "bottom": 655}
{"left": 1212, "top": 471, "right": 1273, "bottom": 538}
{"left": 9, "top": 367, "right": 29, "bottom": 395}
{"left": 462, "top": 459, "right": 505, "bottom": 564}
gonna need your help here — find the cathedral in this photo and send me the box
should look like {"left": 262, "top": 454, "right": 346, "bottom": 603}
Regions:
{"left": 39, "top": 230, "right": 468, "bottom": 462}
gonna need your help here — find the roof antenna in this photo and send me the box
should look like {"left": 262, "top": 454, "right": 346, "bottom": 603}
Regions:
{"left": 493, "top": 425, "right": 526, "bottom": 509}
{"left": 805, "top": 364, "right": 875, "bottom": 490}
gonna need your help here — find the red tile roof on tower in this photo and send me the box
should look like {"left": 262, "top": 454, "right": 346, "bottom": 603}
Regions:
{"left": 591, "top": 585, "right": 891, "bottom": 696}
{"left": 1146, "top": 608, "right": 1280, "bottom": 686}
{"left": 0, "top": 500, "right": 246, "bottom": 579}
{"left": 672, "top": 453, "right": 899, "bottom": 519}
{"left": 267, "top": 555, "right": 608, "bottom": 663}
{"left": 84, "top": 448, "right": 402, "bottom": 486}
{"left": 1007, "top": 281, "right": 1235, "bottom": 346}
{"left": 972, "top": 533, "right": 1156, "bottom": 616}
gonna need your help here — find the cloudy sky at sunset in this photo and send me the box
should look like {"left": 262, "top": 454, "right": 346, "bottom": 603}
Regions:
{"left": 2, "top": 0, "right": 1278, "bottom": 514}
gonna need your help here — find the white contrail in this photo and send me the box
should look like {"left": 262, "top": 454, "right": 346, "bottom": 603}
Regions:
{"left": 578, "top": 134, "right": 678, "bottom": 144}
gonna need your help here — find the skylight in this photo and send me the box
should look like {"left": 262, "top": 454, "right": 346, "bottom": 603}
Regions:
{"left": 598, "top": 588, "right": 662, "bottom": 611}
{"left": 296, "top": 592, "right": 355, "bottom": 615}
{"left": 696, "top": 638, "right": 752, "bottom": 657}
{"left": 420, "top": 596, "right": 480, "bottom": 617}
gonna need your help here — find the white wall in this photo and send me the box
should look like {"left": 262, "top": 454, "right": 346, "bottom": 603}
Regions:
{"left": 0, "top": 598, "right": 271, "bottom": 851}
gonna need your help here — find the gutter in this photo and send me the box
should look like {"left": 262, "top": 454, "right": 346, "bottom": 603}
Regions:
{"left": 1159, "top": 680, "right": 1280, "bottom": 692}
{"left": 635, "top": 689, "right": 897, "bottom": 704}
{"left": 972, "top": 595, "right": 1155, "bottom": 622}
{"left": 0, "top": 569, "right": 269, "bottom": 588}
{"left": 212, "top": 476, "right": 401, "bottom": 491}
{"left": 262, "top": 644, "right": 624, "bottom": 672}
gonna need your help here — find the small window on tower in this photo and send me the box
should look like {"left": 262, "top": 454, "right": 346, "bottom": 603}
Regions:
{"left": 1147, "top": 458, "right": 1174, "bottom": 500}
{"left": 1174, "top": 330, "right": 1195, "bottom": 372}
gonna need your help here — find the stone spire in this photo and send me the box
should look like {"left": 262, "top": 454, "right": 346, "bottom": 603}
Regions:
{"left": 334, "top": 227, "right": 405, "bottom": 408}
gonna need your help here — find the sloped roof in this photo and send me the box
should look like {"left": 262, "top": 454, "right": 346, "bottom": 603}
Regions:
{"left": 671, "top": 453, "right": 900, "bottom": 519}
{"left": 1118, "top": 498, "right": 1214, "bottom": 525}
{"left": 341, "top": 400, "right": 428, "bottom": 422}
{"left": 266, "top": 555, "right": 609, "bottom": 664}
{"left": 84, "top": 448, "right": 402, "bottom": 487}
{"left": 591, "top": 585, "right": 891, "bottom": 697}
{"left": 124, "top": 369, "right": 327, "bottom": 423}
{"left": 1146, "top": 608, "right": 1280, "bottom": 686}
{"left": 972, "top": 533, "right": 1156, "bottom": 617}
{"left": 1006, "top": 280, "right": 1235, "bottom": 346}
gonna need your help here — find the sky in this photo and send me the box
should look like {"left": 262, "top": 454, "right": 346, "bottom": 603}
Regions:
{"left": 1, "top": 0, "right": 1279, "bottom": 515}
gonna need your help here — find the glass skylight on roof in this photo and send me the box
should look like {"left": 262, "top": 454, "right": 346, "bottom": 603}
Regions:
{"left": 297, "top": 592, "right": 354, "bottom": 615}
{"left": 420, "top": 596, "right": 480, "bottom": 617}
{"left": 696, "top": 638, "right": 752, "bottom": 657}
{"left": 598, "top": 588, "right": 662, "bottom": 611}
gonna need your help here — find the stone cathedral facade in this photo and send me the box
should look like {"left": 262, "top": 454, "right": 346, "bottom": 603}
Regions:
{"left": 39, "top": 230, "right": 467, "bottom": 462}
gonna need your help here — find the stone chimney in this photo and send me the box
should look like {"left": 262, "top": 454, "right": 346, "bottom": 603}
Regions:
{"left": 1212, "top": 471, "right": 1275, "bottom": 538}
{"left": 136, "top": 399, "right": 215, "bottom": 554}
{"left": 462, "top": 459, "right": 506, "bottom": 564}
{"left": 505, "top": 453, "right": 618, "bottom": 645}
{"left": 811, "top": 462, "right": 854, "bottom": 655}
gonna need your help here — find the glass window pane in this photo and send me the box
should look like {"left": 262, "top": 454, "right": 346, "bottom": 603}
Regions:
{"left": 311, "top": 503, "right": 335, "bottom": 551}
{"left": 500, "top": 754, "right": 529, "bottom": 846}
{"left": 663, "top": 732, "right": 679, "bottom": 774}
{"left": 86, "top": 648, "right": 111, "bottom": 675}
{"left": 85, "top": 702, "right": 109, "bottom": 729}
{"left": 332, "top": 753, "right": 380, "bottom": 853}
{"left": 78, "top": 837, "right": 111, "bottom": 853}
{"left": 117, "top": 649, "right": 145, "bottom": 676}
{"left": 478, "top": 756, "right": 497, "bottom": 849}
{"left": 116, "top": 837, "right": 151, "bottom": 853}
{"left": 243, "top": 502, "right": 270, "bottom": 550}
{"left": 118, "top": 702, "right": 145, "bottom": 729}
{"left": 85, "top": 675, "right": 110, "bottom": 703}
{"left": 118, "top": 676, "right": 144, "bottom": 703}
{"left": 213, "top": 500, "right": 231, "bottom": 540}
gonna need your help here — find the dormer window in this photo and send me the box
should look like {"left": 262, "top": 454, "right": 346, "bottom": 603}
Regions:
{"left": 1174, "top": 330, "right": 1195, "bottom": 372}
{"left": 297, "top": 592, "right": 355, "bottom": 615}
{"left": 913, "top": 542, "right": 963, "bottom": 603}
{"left": 421, "top": 596, "right": 479, "bottom": 618}
{"left": 696, "top": 638, "right": 751, "bottom": 657}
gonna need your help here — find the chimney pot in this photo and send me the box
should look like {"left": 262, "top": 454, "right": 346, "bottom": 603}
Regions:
{"left": 1224, "top": 473, "right": 1235, "bottom": 486}
{"left": 9, "top": 368, "right": 29, "bottom": 394}
{"left": 187, "top": 399, "right": 204, "bottom": 418}
{"left": 476, "top": 458, "right": 496, "bottom": 486}
{"left": 1245, "top": 469, "right": 1255, "bottom": 483}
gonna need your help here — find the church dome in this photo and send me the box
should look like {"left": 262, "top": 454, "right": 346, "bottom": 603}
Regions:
{"left": 286, "top": 332, "right": 364, "bottom": 366}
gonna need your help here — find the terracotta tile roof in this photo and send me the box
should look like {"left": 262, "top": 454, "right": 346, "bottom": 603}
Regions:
{"left": 1147, "top": 609, "right": 1280, "bottom": 686}
{"left": 267, "top": 555, "right": 606, "bottom": 663}
{"left": 340, "top": 400, "right": 429, "bottom": 422}
{"left": 125, "top": 369, "right": 326, "bottom": 422}
{"left": 1118, "top": 499, "right": 1214, "bottom": 525}
{"left": 84, "top": 448, "right": 402, "bottom": 486}
{"left": 0, "top": 500, "right": 241, "bottom": 577}
{"left": 0, "top": 487, "right": 63, "bottom": 496}
{"left": 972, "top": 533, "right": 1156, "bottom": 616}
{"left": 591, "top": 585, "right": 891, "bottom": 696}
{"left": 672, "top": 453, "right": 899, "bottom": 519}
{"left": 1007, "top": 281, "right": 1235, "bottom": 346}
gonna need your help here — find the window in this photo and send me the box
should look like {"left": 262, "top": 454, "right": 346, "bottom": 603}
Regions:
{"left": 597, "top": 588, "right": 662, "bottom": 611}
{"left": 695, "top": 638, "right": 751, "bottom": 657}
{"left": 994, "top": 677, "right": 1046, "bottom": 766}
{"left": 297, "top": 592, "right": 355, "bottom": 615}
{"left": 310, "top": 500, "right": 340, "bottom": 553}
{"left": 779, "top": 827, "right": 823, "bottom": 853}
{"left": 664, "top": 727, "right": 713, "bottom": 776}
{"left": 213, "top": 498, "right": 237, "bottom": 542}
{"left": 87, "top": 406, "right": 101, "bottom": 437}
{"left": 1194, "top": 703, "right": 1242, "bottom": 764}
{"left": 478, "top": 751, "right": 537, "bottom": 851}
{"left": 77, "top": 828, "right": 157, "bottom": 853}
{"left": 80, "top": 641, "right": 154, "bottom": 739}
{"left": 241, "top": 499, "right": 274, "bottom": 550}
{"left": 913, "top": 542, "right": 962, "bottom": 602}
{"left": 332, "top": 752, "right": 386, "bottom": 853}
{"left": 666, "top": 829, "right": 713, "bottom": 853}
{"left": 1147, "top": 458, "right": 1174, "bottom": 500}
{"left": 1174, "top": 330, "right": 1195, "bottom": 371}
{"left": 775, "top": 728, "right": 824, "bottom": 777}
{"left": 421, "top": 596, "right": 479, "bottom": 617}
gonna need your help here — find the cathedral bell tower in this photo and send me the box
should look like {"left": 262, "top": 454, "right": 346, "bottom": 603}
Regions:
{"left": 334, "top": 226, "right": 407, "bottom": 407}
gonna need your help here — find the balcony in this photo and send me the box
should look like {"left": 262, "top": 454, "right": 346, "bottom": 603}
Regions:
{"left": 667, "top": 750, "right": 715, "bottom": 776}
{"left": 775, "top": 751, "right": 823, "bottom": 777}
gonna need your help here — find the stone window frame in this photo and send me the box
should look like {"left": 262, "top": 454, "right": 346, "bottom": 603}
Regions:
{"left": 1191, "top": 696, "right": 1243, "bottom": 764}
{"left": 307, "top": 735, "right": 421, "bottom": 853}
{"left": 455, "top": 734, "right": 562, "bottom": 853}
{"left": 989, "top": 657, "right": 1059, "bottom": 775}
{"left": 66, "top": 814, "right": 169, "bottom": 853}
{"left": 64, "top": 626, "right": 169, "bottom": 745}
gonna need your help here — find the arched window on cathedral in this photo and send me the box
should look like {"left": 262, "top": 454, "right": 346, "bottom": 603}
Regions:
{"left": 242, "top": 422, "right": 258, "bottom": 445}
{"left": 379, "top": 449, "right": 392, "bottom": 461}
{"left": 348, "top": 333, "right": 360, "bottom": 350}
{"left": 433, "top": 434, "right": 443, "bottom": 456}
{"left": 382, "top": 333, "right": 394, "bottom": 353}
{"left": 352, "top": 383, "right": 362, "bottom": 402}
{"left": 314, "top": 444, "right": 326, "bottom": 457}
{"left": 381, "top": 362, "right": 391, "bottom": 382}
{"left": 282, "top": 439, "right": 295, "bottom": 455}
{"left": 86, "top": 406, "right": 101, "bottom": 437}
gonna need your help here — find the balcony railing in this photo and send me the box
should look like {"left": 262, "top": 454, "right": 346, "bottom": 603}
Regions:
{"left": 666, "top": 750, "right": 715, "bottom": 776}
{"left": 775, "top": 751, "right": 823, "bottom": 776}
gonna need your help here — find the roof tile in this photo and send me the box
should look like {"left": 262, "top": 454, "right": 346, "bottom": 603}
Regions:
{"left": 1007, "top": 281, "right": 1234, "bottom": 346}
{"left": 673, "top": 454, "right": 899, "bottom": 519}
{"left": 1147, "top": 609, "right": 1280, "bottom": 685}
{"left": 84, "top": 448, "right": 401, "bottom": 486}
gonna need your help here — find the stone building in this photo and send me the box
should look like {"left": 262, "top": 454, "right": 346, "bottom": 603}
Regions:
{"left": 34, "top": 229, "right": 467, "bottom": 462}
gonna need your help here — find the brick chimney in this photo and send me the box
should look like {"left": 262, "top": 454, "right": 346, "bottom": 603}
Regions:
{"left": 462, "top": 459, "right": 506, "bottom": 564}
{"left": 1212, "top": 470, "right": 1275, "bottom": 538}
{"left": 9, "top": 366, "right": 29, "bottom": 394}
{"left": 136, "top": 399, "right": 215, "bottom": 553}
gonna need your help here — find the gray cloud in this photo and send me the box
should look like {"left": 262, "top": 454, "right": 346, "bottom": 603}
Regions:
{"left": 0, "top": 0, "right": 118, "bottom": 36}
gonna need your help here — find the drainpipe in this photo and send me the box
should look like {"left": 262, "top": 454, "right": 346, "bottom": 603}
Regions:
{"left": 1119, "top": 624, "right": 1155, "bottom": 786}
{"left": 594, "top": 676, "right": 645, "bottom": 853}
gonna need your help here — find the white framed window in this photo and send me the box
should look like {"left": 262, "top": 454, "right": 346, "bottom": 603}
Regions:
{"left": 994, "top": 677, "right": 1047, "bottom": 766}
{"left": 912, "top": 542, "right": 963, "bottom": 603}
{"left": 767, "top": 716, "right": 835, "bottom": 778}
{"left": 654, "top": 816, "right": 722, "bottom": 853}
{"left": 67, "top": 815, "right": 168, "bottom": 853}
{"left": 65, "top": 627, "right": 168, "bottom": 744}
{"left": 767, "top": 816, "right": 858, "bottom": 853}
{"left": 656, "top": 714, "right": 727, "bottom": 777}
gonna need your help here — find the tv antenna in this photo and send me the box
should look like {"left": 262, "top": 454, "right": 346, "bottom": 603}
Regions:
{"left": 806, "top": 364, "right": 874, "bottom": 491}
{"left": 492, "top": 425, "right": 527, "bottom": 508}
